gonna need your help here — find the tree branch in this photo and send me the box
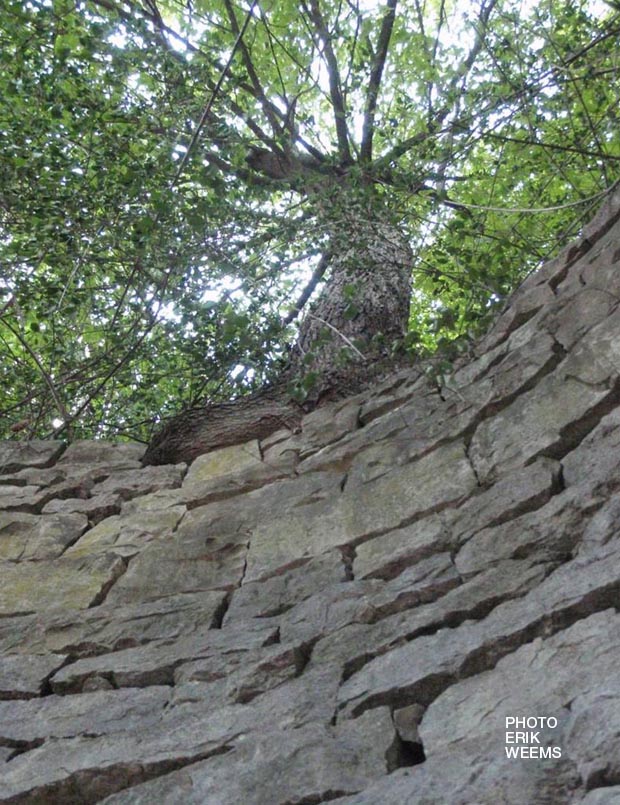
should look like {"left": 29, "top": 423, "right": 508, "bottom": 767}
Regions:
{"left": 222, "top": 0, "right": 285, "bottom": 141}
{"left": 91, "top": 0, "right": 278, "bottom": 153}
{"left": 360, "top": 0, "right": 398, "bottom": 163}
{"left": 282, "top": 252, "right": 331, "bottom": 325}
{"left": 302, "top": 0, "right": 353, "bottom": 164}
{"left": 483, "top": 133, "right": 620, "bottom": 162}
{"left": 171, "top": 0, "right": 259, "bottom": 186}
{"left": 1, "top": 317, "right": 71, "bottom": 431}
{"left": 375, "top": 0, "right": 498, "bottom": 169}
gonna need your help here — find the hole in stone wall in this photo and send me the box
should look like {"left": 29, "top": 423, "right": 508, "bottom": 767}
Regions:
{"left": 389, "top": 702, "right": 427, "bottom": 770}
{"left": 386, "top": 733, "right": 426, "bottom": 772}
{"left": 399, "top": 739, "right": 426, "bottom": 767}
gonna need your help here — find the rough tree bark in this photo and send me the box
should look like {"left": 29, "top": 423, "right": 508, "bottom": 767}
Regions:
{"left": 142, "top": 170, "right": 413, "bottom": 466}
{"left": 289, "top": 197, "right": 412, "bottom": 403}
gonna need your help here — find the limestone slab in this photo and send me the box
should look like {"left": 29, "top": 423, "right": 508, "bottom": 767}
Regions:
{"left": 223, "top": 548, "right": 348, "bottom": 623}
{"left": 57, "top": 440, "right": 144, "bottom": 467}
{"left": 354, "top": 515, "right": 448, "bottom": 580}
{"left": 51, "top": 620, "right": 279, "bottom": 693}
{"left": 103, "top": 539, "right": 247, "bottom": 605}
{"left": 98, "top": 716, "right": 394, "bottom": 805}
{"left": 245, "top": 440, "right": 476, "bottom": 583}
{"left": 0, "top": 553, "right": 126, "bottom": 616}
{"left": 180, "top": 439, "right": 290, "bottom": 505}
{"left": 0, "top": 511, "right": 88, "bottom": 561}
{"left": 455, "top": 483, "right": 597, "bottom": 577}
{"left": 304, "top": 558, "right": 548, "bottom": 669}
{"left": 0, "top": 686, "right": 171, "bottom": 742}
{"left": 337, "top": 540, "right": 620, "bottom": 718}
{"left": 0, "top": 441, "right": 65, "bottom": 475}
{"left": 0, "top": 652, "right": 66, "bottom": 700}
{"left": 42, "top": 492, "right": 123, "bottom": 524}
{"left": 90, "top": 463, "right": 185, "bottom": 501}
{"left": 65, "top": 497, "right": 185, "bottom": 559}
{"left": 0, "top": 591, "right": 227, "bottom": 657}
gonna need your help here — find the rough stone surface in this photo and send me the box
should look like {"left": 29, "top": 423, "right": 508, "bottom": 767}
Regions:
{"left": 0, "top": 553, "right": 127, "bottom": 616}
{"left": 0, "top": 511, "right": 88, "bottom": 561}
{"left": 1, "top": 190, "right": 620, "bottom": 803}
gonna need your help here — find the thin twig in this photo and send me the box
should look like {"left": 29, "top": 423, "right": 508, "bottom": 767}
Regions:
{"left": 171, "top": 0, "right": 258, "bottom": 187}
{"left": 223, "top": 0, "right": 284, "bottom": 139}
{"left": 306, "top": 312, "right": 365, "bottom": 359}
{"left": 1, "top": 318, "right": 71, "bottom": 429}
{"left": 446, "top": 182, "right": 617, "bottom": 214}
{"left": 375, "top": 0, "right": 499, "bottom": 170}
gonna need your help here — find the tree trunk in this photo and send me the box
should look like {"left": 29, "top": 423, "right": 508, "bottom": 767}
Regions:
{"left": 141, "top": 383, "right": 301, "bottom": 466}
{"left": 142, "top": 193, "right": 412, "bottom": 465}
{"left": 288, "top": 197, "right": 413, "bottom": 403}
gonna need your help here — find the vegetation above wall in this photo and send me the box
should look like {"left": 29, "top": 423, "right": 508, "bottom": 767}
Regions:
{"left": 1, "top": 0, "right": 619, "bottom": 442}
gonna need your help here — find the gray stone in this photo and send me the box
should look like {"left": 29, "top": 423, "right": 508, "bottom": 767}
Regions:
{"left": 50, "top": 620, "right": 279, "bottom": 693}
{"left": 543, "top": 287, "right": 616, "bottom": 349}
{"left": 0, "top": 466, "right": 66, "bottom": 489}
{"left": 326, "top": 748, "right": 578, "bottom": 805}
{"left": 297, "top": 395, "right": 363, "bottom": 458}
{"left": 244, "top": 440, "right": 476, "bottom": 583}
{"left": 57, "top": 440, "right": 144, "bottom": 467}
{"left": 0, "top": 441, "right": 65, "bottom": 475}
{"left": 0, "top": 652, "right": 66, "bottom": 699}
{"left": 2, "top": 666, "right": 369, "bottom": 804}
{"left": 470, "top": 307, "right": 620, "bottom": 484}
{"left": 0, "top": 485, "right": 42, "bottom": 513}
{"left": 173, "top": 639, "right": 309, "bottom": 705}
{"left": 564, "top": 683, "right": 620, "bottom": 790}
{"left": 455, "top": 330, "right": 561, "bottom": 415}
{"left": 418, "top": 610, "right": 620, "bottom": 755}
{"left": 103, "top": 502, "right": 249, "bottom": 603}
{"left": 358, "top": 369, "right": 421, "bottom": 425}
{"left": 65, "top": 496, "right": 186, "bottom": 559}
{"left": 0, "top": 746, "right": 13, "bottom": 762}
{"left": 354, "top": 553, "right": 461, "bottom": 622}
{"left": 0, "top": 704, "right": 241, "bottom": 803}
{"left": 0, "top": 686, "right": 171, "bottom": 742}
{"left": 181, "top": 439, "right": 291, "bottom": 506}
{"left": 90, "top": 463, "right": 185, "bottom": 501}
{"left": 0, "top": 511, "right": 88, "bottom": 560}
{"left": 562, "top": 406, "right": 620, "bottom": 488}
{"left": 581, "top": 788, "right": 620, "bottom": 804}
{"left": 469, "top": 373, "right": 609, "bottom": 484}
{"left": 41, "top": 492, "right": 124, "bottom": 523}
{"left": 454, "top": 483, "right": 590, "bottom": 577}
{"left": 223, "top": 548, "right": 348, "bottom": 623}
{"left": 308, "top": 558, "right": 548, "bottom": 670}
{"left": 392, "top": 703, "right": 424, "bottom": 744}
{"left": 170, "top": 660, "right": 343, "bottom": 731}
{"left": 449, "top": 456, "right": 562, "bottom": 545}
{"left": 278, "top": 580, "right": 385, "bottom": 645}
{"left": 98, "top": 714, "right": 394, "bottom": 805}
{"left": 337, "top": 541, "right": 620, "bottom": 718}
{"left": 0, "top": 553, "right": 127, "bottom": 616}
{"left": 354, "top": 515, "right": 449, "bottom": 580}
{"left": 0, "top": 591, "right": 228, "bottom": 656}
{"left": 472, "top": 284, "right": 550, "bottom": 356}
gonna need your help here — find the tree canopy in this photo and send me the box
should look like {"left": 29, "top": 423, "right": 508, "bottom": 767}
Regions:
{"left": 1, "top": 0, "right": 619, "bottom": 443}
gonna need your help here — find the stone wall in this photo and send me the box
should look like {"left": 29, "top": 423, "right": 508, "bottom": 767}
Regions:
{"left": 2, "top": 189, "right": 620, "bottom": 803}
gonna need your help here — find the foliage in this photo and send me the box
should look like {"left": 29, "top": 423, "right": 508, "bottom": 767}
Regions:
{"left": 0, "top": 0, "right": 618, "bottom": 440}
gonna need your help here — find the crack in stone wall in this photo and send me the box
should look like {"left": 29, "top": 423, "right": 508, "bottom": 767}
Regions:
{"left": 2, "top": 188, "right": 620, "bottom": 803}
